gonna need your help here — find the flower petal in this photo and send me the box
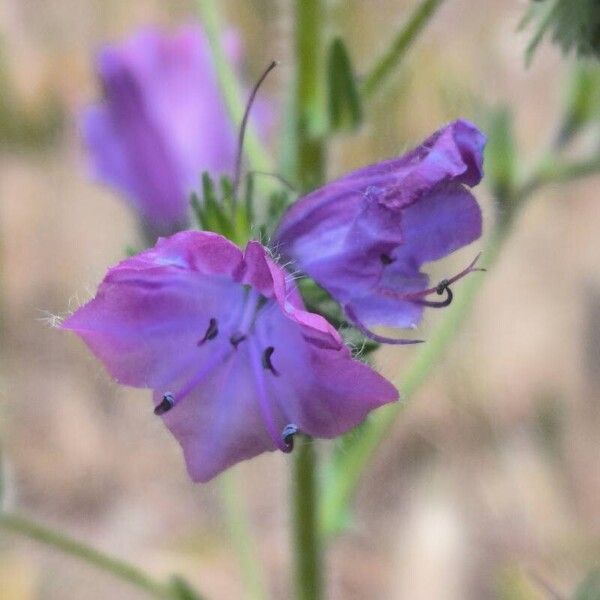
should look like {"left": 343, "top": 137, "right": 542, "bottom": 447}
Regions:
{"left": 156, "top": 348, "right": 278, "bottom": 482}
{"left": 254, "top": 307, "right": 398, "bottom": 437}
{"left": 82, "top": 26, "right": 240, "bottom": 236}
{"left": 62, "top": 232, "right": 245, "bottom": 387}
{"left": 274, "top": 120, "right": 486, "bottom": 334}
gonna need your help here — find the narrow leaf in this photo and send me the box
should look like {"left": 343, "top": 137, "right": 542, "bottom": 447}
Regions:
{"left": 327, "top": 37, "right": 363, "bottom": 131}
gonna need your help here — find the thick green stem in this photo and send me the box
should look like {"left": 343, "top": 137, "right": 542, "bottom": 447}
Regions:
{"left": 220, "top": 472, "right": 268, "bottom": 600}
{"left": 295, "top": 0, "right": 326, "bottom": 192}
{"left": 292, "top": 3, "right": 326, "bottom": 597}
{"left": 0, "top": 512, "right": 179, "bottom": 599}
{"left": 196, "top": 0, "right": 272, "bottom": 173}
{"left": 362, "top": 0, "right": 445, "bottom": 99}
{"left": 293, "top": 441, "right": 322, "bottom": 600}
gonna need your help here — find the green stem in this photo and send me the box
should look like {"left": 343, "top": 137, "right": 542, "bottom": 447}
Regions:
{"left": 0, "top": 512, "right": 176, "bottom": 599}
{"left": 220, "top": 472, "right": 268, "bottom": 600}
{"left": 291, "top": 2, "right": 326, "bottom": 598}
{"left": 362, "top": 0, "right": 445, "bottom": 99}
{"left": 196, "top": 0, "right": 272, "bottom": 173}
{"left": 530, "top": 156, "right": 600, "bottom": 191}
{"left": 319, "top": 145, "right": 600, "bottom": 535}
{"left": 293, "top": 441, "right": 322, "bottom": 600}
{"left": 295, "top": 0, "right": 326, "bottom": 192}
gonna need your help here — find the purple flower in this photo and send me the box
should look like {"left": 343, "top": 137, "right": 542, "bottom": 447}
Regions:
{"left": 62, "top": 231, "right": 397, "bottom": 482}
{"left": 82, "top": 26, "right": 243, "bottom": 237}
{"left": 274, "top": 119, "right": 486, "bottom": 343}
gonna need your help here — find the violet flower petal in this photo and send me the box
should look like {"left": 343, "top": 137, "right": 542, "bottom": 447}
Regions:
{"left": 275, "top": 119, "right": 486, "bottom": 333}
{"left": 82, "top": 26, "right": 242, "bottom": 237}
{"left": 63, "top": 231, "right": 398, "bottom": 481}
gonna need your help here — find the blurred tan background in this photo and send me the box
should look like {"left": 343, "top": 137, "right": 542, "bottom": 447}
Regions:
{"left": 1, "top": 0, "right": 599, "bottom": 598}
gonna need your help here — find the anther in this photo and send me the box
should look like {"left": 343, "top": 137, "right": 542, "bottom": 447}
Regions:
{"left": 198, "top": 317, "right": 218, "bottom": 345}
{"left": 380, "top": 253, "right": 395, "bottom": 266}
{"left": 435, "top": 279, "right": 449, "bottom": 295}
{"left": 262, "top": 346, "right": 279, "bottom": 376}
{"left": 415, "top": 284, "right": 453, "bottom": 308}
{"left": 154, "top": 393, "right": 174, "bottom": 416}
{"left": 281, "top": 424, "right": 299, "bottom": 452}
{"left": 230, "top": 333, "right": 247, "bottom": 349}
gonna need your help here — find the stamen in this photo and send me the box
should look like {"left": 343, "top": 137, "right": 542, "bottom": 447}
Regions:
{"left": 198, "top": 317, "right": 218, "bottom": 345}
{"left": 282, "top": 424, "right": 299, "bottom": 451}
{"left": 378, "top": 253, "right": 485, "bottom": 307}
{"left": 249, "top": 341, "right": 289, "bottom": 452}
{"left": 415, "top": 283, "right": 453, "bottom": 308}
{"left": 154, "top": 393, "right": 174, "bottom": 415}
{"left": 262, "top": 346, "right": 279, "bottom": 376}
{"left": 233, "top": 60, "right": 279, "bottom": 196}
{"left": 345, "top": 306, "right": 424, "bottom": 345}
{"left": 154, "top": 348, "right": 231, "bottom": 415}
{"left": 239, "top": 288, "right": 262, "bottom": 335}
{"left": 230, "top": 333, "right": 247, "bottom": 348}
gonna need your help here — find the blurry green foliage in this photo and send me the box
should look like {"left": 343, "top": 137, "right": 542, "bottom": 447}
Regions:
{"left": 0, "top": 41, "right": 64, "bottom": 150}
{"left": 574, "top": 570, "right": 600, "bottom": 600}
{"left": 191, "top": 171, "right": 293, "bottom": 247}
{"left": 168, "top": 575, "right": 205, "bottom": 600}
{"left": 191, "top": 172, "right": 252, "bottom": 246}
{"left": 522, "top": 0, "right": 600, "bottom": 64}
{"left": 495, "top": 565, "right": 540, "bottom": 600}
{"left": 558, "top": 61, "right": 600, "bottom": 145}
{"left": 327, "top": 37, "right": 363, "bottom": 131}
{"left": 483, "top": 106, "right": 518, "bottom": 204}
{"left": 533, "top": 392, "right": 565, "bottom": 460}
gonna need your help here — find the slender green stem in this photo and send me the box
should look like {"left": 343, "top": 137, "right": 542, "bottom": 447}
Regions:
{"left": 293, "top": 441, "right": 322, "bottom": 600}
{"left": 0, "top": 512, "right": 177, "bottom": 599}
{"left": 319, "top": 144, "right": 600, "bottom": 535}
{"left": 196, "top": 0, "right": 272, "bottom": 173}
{"left": 530, "top": 156, "right": 600, "bottom": 191}
{"left": 219, "top": 471, "right": 268, "bottom": 600}
{"left": 362, "top": 0, "right": 445, "bottom": 99}
{"left": 295, "top": 0, "right": 326, "bottom": 192}
{"left": 319, "top": 223, "right": 506, "bottom": 536}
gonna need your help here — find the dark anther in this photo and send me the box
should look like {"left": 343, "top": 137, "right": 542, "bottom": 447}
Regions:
{"left": 198, "top": 317, "right": 218, "bottom": 345}
{"left": 435, "top": 279, "right": 450, "bottom": 295}
{"left": 380, "top": 253, "right": 395, "bottom": 266}
{"left": 230, "top": 333, "right": 247, "bottom": 349}
{"left": 417, "top": 282, "right": 453, "bottom": 308}
{"left": 282, "top": 424, "right": 299, "bottom": 452}
{"left": 154, "top": 393, "right": 174, "bottom": 416}
{"left": 262, "top": 346, "right": 279, "bottom": 376}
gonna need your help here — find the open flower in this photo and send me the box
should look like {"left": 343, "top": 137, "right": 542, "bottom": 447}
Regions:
{"left": 82, "top": 26, "right": 244, "bottom": 238}
{"left": 274, "top": 119, "right": 486, "bottom": 343}
{"left": 62, "top": 231, "right": 397, "bottom": 482}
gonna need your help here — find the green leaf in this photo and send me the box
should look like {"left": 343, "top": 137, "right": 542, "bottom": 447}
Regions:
{"left": 327, "top": 37, "right": 363, "bottom": 131}
{"left": 168, "top": 575, "right": 205, "bottom": 600}
{"left": 484, "top": 106, "right": 518, "bottom": 203}
{"left": 124, "top": 245, "right": 140, "bottom": 257}
{"left": 558, "top": 62, "right": 600, "bottom": 145}
{"left": 574, "top": 570, "right": 600, "bottom": 600}
{"left": 190, "top": 191, "right": 205, "bottom": 229}
{"left": 520, "top": 0, "right": 561, "bottom": 66}
{"left": 198, "top": 172, "right": 234, "bottom": 238}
